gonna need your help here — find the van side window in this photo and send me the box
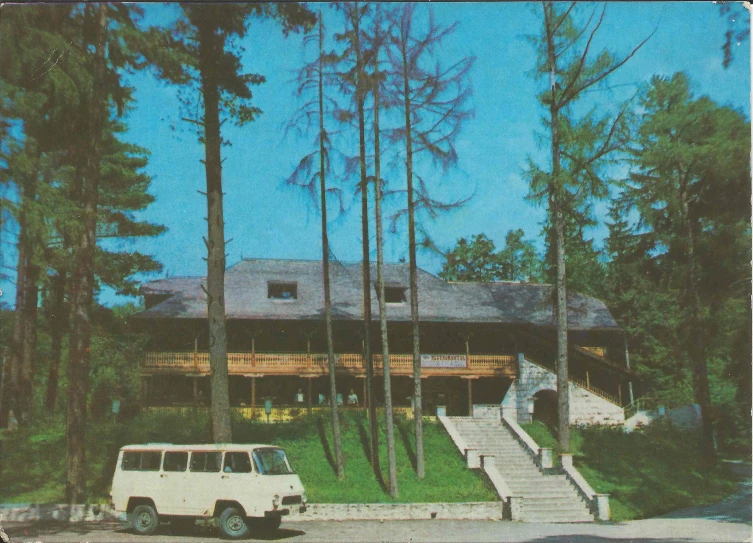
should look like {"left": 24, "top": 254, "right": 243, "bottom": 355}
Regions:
{"left": 122, "top": 451, "right": 162, "bottom": 471}
{"left": 190, "top": 452, "right": 222, "bottom": 472}
{"left": 223, "top": 452, "right": 252, "bottom": 473}
{"left": 163, "top": 451, "right": 188, "bottom": 472}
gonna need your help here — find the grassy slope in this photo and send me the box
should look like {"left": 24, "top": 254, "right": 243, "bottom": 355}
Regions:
{"left": 0, "top": 411, "right": 497, "bottom": 505}
{"left": 520, "top": 421, "right": 741, "bottom": 521}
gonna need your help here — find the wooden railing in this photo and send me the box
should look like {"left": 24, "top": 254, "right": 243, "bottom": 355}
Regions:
{"left": 142, "top": 351, "right": 517, "bottom": 377}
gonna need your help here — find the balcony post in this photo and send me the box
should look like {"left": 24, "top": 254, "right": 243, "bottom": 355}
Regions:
{"left": 193, "top": 376, "right": 199, "bottom": 410}
{"left": 465, "top": 333, "right": 471, "bottom": 368}
{"left": 586, "top": 370, "right": 590, "bottom": 390}
{"left": 193, "top": 336, "right": 198, "bottom": 370}
{"left": 618, "top": 383, "right": 622, "bottom": 405}
{"left": 251, "top": 336, "right": 256, "bottom": 367}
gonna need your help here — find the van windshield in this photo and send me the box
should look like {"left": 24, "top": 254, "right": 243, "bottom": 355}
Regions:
{"left": 252, "top": 448, "right": 294, "bottom": 475}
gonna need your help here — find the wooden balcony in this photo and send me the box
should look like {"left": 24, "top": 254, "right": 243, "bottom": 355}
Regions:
{"left": 142, "top": 351, "right": 518, "bottom": 378}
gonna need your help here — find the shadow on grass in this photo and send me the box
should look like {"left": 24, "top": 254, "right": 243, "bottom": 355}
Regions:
{"left": 397, "top": 419, "right": 418, "bottom": 473}
{"left": 355, "top": 416, "right": 387, "bottom": 493}
{"left": 317, "top": 417, "right": 337, "bottom": 475}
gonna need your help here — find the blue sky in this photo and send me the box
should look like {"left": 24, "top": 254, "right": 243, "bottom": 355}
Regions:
{"left": 1, "top": 2, "right": 750, "bottom": 307}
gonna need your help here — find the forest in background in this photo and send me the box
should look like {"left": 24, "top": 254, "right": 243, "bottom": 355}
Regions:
{"left": 0, "top": 2, "right": 749, "bottom": 504}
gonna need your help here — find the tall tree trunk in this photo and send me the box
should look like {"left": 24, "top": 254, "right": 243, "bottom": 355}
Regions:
{"left": 681, "top": 184, "right": 716, "bottom": 465}
{"left": 45, "top": 270, "right": 67, "bottom": 411}
{"left": 353, "top": 5, "right": 380, "bottom": 474}
{"left": 197, "top": 6, "right": 232, "bottom": 443}
{"left": 400, "top": 31, "right": 425, "bottom": 479}
{"left": 544, "top": 3, "right": 570, "bottom": 453}
{"left": 66, "top": 2, "right": 106, "bottom": 504}
{"left": 19, "top": 256, "right": 39, "bottom": 425}
{"left": 318, "top": 13, "right": 344, "bottom": 478}
{"left": 373, "top": 30, "right": 398, "bottom": 497}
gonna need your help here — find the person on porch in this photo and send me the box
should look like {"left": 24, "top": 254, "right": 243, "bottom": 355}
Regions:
{"left": 347, "top": 389, "right": 359, "bottom": 406}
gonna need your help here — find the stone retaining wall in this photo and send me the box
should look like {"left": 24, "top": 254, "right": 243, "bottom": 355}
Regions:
{"left": 287, "top": 502, "right": 504, "bottom": 521}
{"left": 0, "top": 502, "right": 504, "bottom": 523}
{"left": 514, "top": 356, "right": 624, "bottom": 425}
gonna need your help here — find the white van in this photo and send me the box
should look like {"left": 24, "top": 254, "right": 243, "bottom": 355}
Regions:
{"left": 110, "top": 443, "right": 307, "bottom": 539}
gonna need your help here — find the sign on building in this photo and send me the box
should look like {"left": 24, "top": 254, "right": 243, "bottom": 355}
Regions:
{"left": 420, "top": 354, "right": 467, "bottom": 368}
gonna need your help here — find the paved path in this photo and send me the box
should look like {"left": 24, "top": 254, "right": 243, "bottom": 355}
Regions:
{"left": 3, "top": 515, "right": 750, "bottom": 543}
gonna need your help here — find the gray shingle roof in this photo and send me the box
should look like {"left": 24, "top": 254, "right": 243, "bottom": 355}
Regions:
{"left": 136, "top": 258, "right": 619, "bottom": 330}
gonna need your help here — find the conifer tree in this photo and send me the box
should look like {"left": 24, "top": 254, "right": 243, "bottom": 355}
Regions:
{"left": 370, "top": 5, "right": 398, "bottom": 497}
{"left": 171, "top": 3, "right": 315, "bottom": 442}
{"left": 333, "top": 2, "right": 381, "bottom": 474}
{"left": 525, "top": 2, "right": 648, "bottom": 452}
{"left": 286, "top": 10, "right": 344, "bottom": 478}
{"left": 625, "top": 73, "right": 750, "bottom": 463}
{"left": 385, "top": 4, "right": 474, "bottom": 477}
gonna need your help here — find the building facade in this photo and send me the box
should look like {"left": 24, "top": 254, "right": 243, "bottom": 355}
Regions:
{"left": 134, "top": 259, "right": 637, "bottom": 425}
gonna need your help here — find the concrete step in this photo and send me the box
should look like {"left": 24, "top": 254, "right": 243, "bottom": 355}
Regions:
{"left": 445, "top": 416, "right": 594, "bottom": 523}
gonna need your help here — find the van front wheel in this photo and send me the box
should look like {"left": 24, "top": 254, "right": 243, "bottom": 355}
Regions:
{"left": 219, "top": 507, "right": 250, "bottom": 540}
{"left": 131, "top": 504, "right": 159, "bottom": 535}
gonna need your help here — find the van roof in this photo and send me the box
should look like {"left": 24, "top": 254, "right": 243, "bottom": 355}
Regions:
{"left": 119, "top": 443, "right": 279, "bottom": 452}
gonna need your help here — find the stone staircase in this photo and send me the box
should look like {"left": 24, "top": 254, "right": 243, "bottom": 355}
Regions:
{"left": 446, "top": 417, "right": 594, "bottom": 523}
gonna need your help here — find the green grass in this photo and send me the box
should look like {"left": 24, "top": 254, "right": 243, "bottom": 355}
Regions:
{"left": 520, "top": 421, "right": 742, "bottom": 521}
{"left": 0, "top": 411, "right": 497, "bottom": 505}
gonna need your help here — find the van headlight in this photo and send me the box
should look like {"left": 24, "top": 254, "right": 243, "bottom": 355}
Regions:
{"left": 272, "top": 494, "right": 280, "bottom": 509}
{"left": 301, "top": 492, "right": 308, "bottom": 506}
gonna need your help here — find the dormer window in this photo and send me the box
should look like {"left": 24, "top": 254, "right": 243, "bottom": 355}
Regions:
{"left": 384, "top": 286, "right": 407, "bottom": 304}
{"left": 268, "top": 282, "right": 297, "bottom": 300}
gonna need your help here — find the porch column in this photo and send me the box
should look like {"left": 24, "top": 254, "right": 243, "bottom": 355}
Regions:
{"left": 467, "top": 378, "right": 473, "bottom": 415}
{"left": 193, "top": 376, "right": 199, "bottom": 409}
{"left": 362, "top": 377, "right": 367, "bottom": 408}
{"left": 251, "top": 377, "right": 257, "bottom": 409}
{"left": 307, "top": 377, "right": 313, "bottom": 415}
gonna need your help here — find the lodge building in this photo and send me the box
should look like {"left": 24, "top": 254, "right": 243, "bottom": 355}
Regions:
{"left": 133, "top": 259, "right": 637, "bottom": 425}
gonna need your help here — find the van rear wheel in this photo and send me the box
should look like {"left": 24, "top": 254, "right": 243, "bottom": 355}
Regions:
{"left": 131, "top": 504, "right": 159, "bottom": 535}
{"left": 218, "top": 506, "right": 250, "bottom": 540}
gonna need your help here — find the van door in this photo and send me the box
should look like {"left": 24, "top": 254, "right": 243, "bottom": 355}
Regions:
{"left": 121, "top": 450, "right": 162, "bottom": 509}
{"left": 221, "top": 451, "right": 260, "bottom": 515}
{"left": 184, "top": 451, "right": 223, "bottom": 516}
{"left": 159, "top": 451, "right": 189, "bottom": 515}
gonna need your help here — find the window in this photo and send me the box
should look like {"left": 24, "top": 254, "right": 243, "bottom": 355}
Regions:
{"left": 268, "top": 282, "right": 297, "bottom": 300}
{"left": 223, "top": 452, "right": 252, "bottom": 473}
{"left": 384, "top": 286, "right": 407, "bottom": 304}
{"left": 252, "top": 447, "right": 294, "bottom": 475}
{"left": 122, "top": 451, "right": 162, "bottom": 471}
{"left": 163, "top": 451, "right": 188, "bottom": 472}
{"left": 189, "top": 452, "right": 222, "bottom": 472}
